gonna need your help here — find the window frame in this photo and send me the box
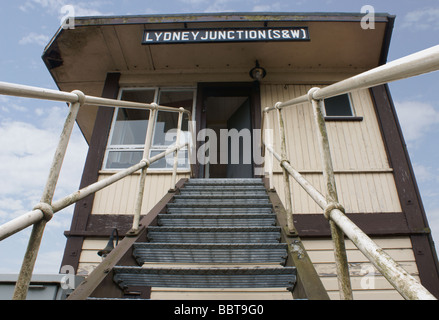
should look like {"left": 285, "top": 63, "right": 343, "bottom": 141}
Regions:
{"left": 323, "top": 92, "right": 363, "bottom": 121}
{"left": 102, "top": 87, "right": 196, "bottom": 172}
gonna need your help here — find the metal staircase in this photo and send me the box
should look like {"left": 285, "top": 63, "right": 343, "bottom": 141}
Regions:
{"left": 113, "top": 178, "right": 296, "bottom": 299}
{"left": 68, "top": 178, "right": 329, "bottom": 300}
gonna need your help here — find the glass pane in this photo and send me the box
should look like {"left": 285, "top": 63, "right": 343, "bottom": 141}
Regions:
{"left": 159, "top": 90, "right": 194, "bottom": 112}
{"left": 105, "top": 151, "right": 143, "bottom": 169}
{"left": 121, "top": 89, "right": 156, "bottom": 104}
{"left": 110, "top": 89, "right": 156, "bottom": 146}
{"left": 149, "top": 149, "right": 189, "bottom": 169}
{"left": 153, "top": 111, "right": 180, "bottom": 146}
{"left": 154, "top": 90, "right": 193, "bottom": 147}
{"left": 110, "top": 108, "right": 150, "bottom": 145}
{"left": 324, "top": 94, "right": 353, "bottom": 116}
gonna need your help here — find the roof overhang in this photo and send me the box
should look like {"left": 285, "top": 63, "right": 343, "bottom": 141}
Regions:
{"left": 42, "top": 12, "right": 395, "bottom": 144}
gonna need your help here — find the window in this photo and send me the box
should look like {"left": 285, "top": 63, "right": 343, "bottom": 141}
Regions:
{"left": 324, "top": 93, "right": 354, "bottom": 117}
{"left": 103, "top": 88, "right": 194, "bottom": 170}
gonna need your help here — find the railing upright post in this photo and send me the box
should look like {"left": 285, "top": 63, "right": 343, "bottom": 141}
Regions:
{"left": 308, "top": 88, "right": 353, "bottom": 300}
{"left": 275, "top": 103, "right": 296, "bottom": 234}
{"left": 128, "top": 107, "right": 157, "bottom": 236}
{"left": 187, "top": 115, "right": 195, "bottom": 178}
{"left": 171, "top": 108, "right": 184, "bottom": 190}
{"left": 262, "top": 109, "right": 274, "bottom": 190}
{"left": 13, "top": 93, "right": 83, "bottom": 300}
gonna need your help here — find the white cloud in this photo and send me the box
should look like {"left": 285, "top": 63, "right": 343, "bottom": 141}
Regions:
{"left": 394, "top": 100, "right": 439, "bottom": 143}
{"left": 402, "top": 8, "right": 439, "bottom": 30}
{"left": 20, "top": 0, "right": 111, "bottom": 17}
{"left": 0, "top": 100, "right": 88, "bottom": 274}
{"left": 204, "top": 0, "right": 235, "bottom": 13}
{"left": 426, "top": 207, "right": 439, "bottom": 249}
{"left": 412, "top": 164, "right": 439, "bottom": 184}
{"left": 252, "top": 3, "right": 282, "bottom": 12}
{"left": 0, "top": 107, "right": 88, "bottom": 222}
{"left": 19, "top": 32, "right": 50, "bottom": 46}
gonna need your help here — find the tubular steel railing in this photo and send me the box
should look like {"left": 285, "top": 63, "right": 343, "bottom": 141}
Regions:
{"left": 0, "top": 81, "right": 192, "bottom": 300}
{"left": 0, "top": 44, "right": 438, "bottom": 300}
{"left": 261, "top": 44, "right": 439, "bottom": 300}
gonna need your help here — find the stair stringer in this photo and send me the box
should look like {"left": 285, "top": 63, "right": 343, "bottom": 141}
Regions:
{"left": 263, "top": 178, "right": 330, "bottom": 300}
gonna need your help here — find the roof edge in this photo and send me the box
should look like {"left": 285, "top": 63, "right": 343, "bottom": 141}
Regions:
{"left": 71, "top": 11, "right": 395, "bottom": 27}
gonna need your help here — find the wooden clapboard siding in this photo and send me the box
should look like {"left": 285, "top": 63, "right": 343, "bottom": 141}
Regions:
{"left": 302, "top": 237, "right": 419, "bottom": 300}
{"left": 261, "top": 84, "right": 401, "bottom": 214}
{"left": 91, "top": 172, "right": 190, "bottom": 215}
{"left": 271, "top": 172, "right": 401, "bottom": 214}
{"left": 261, "top": 84, "right": 390, "bottom": 172}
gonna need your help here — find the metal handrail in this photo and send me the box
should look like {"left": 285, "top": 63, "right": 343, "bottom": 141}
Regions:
{"left": 0, "top": 81, "right": 192, "bottom": 114}
{"left": 1, "top": 44, "right": 438, "bottom": 300}
{"left": 261, "top": 44, "right": 439, "bottom": 300}
{"left": 264, "top": 44, "right": 439, "bottom": 111}
{"left": 0, "top": 81, "right": 193, "bottom": 299}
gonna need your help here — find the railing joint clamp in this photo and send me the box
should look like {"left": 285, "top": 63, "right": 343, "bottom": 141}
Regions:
{"left": 307, "top": 87, "right": 321, "bottom": 103}
{"left": 140, "top": 159, "right": 150, "bottom": 168}
{"left": 33, "top": 202, "right": 54, "bottom": 222}
{"left": 324, "top": 202, "right": 345, "bottom": 220}
{"left": 280, "top": 158, "right": 290, "bottom": 167}
{"left": 71, "top": 90, "right": 86, "bottom": 106}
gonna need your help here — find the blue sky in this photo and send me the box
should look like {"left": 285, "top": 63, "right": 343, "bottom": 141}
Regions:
{"left": 0, "top": 0, "right": 438, "bottom": 276}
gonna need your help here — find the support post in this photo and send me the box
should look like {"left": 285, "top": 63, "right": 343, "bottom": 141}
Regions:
{"left": 308, "top": 88, "right": 353, "bottom": 300}
{"left": 128, "top": 107, "right": 157, "bottom": 236}
{"left": 262, "top": 109, "right": 274, "bottom": 191}
{"left": 171, "top": 108, "right": 184, "bottom": 190}
{"left": 13, "top": 95, "right": 83, "bottom": 300}
{"left": 275, "top": 103, "right": 296, "bottom": 235}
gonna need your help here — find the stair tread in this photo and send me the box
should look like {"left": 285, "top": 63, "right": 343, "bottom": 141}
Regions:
{"left": 147, "top": 226, "right": 280, "bottom": 232}
{"left": 174, "top": 195, "right": 269, "bottom": 199}
{"left": 113, "top": 266, "right": 296, "bottom": 289}
{"left": 186, "top": 178, "right": 263, "bottom": 184}
{"left": 134, "top": 243, "right": 287, "bottom": 248}
{"left": 158, "top": 213, "right": 275, "bottom": 218}
{"left": 114, "top": 266, "right": 295, "bottom": 273}
{"left": 133, "top": 243, "right": 288, "bottom": 264}
{"left": 167, "top": 203, "right": 273, "bottom": 207}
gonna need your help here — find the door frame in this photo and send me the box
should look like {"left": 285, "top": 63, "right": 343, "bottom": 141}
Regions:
{"left": 194, "top": 82, "right": 262, "bottom": 178}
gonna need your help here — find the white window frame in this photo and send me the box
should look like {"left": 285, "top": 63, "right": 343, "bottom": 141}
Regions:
{"left": 323, "top": 92, "right": 356, "bottom": 117}
{"left": 102, "top": 87, "right": 196, "bottom": 172}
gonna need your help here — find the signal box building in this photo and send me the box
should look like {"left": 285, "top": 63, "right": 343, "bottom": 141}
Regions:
{"left": 42, "top": 12, "right": 439, "bottom": 299}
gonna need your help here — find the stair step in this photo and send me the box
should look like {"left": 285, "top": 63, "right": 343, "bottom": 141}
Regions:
{"left": 173, "top": 198, "right": 270, "bottom": 205}
{"left": 167, "top": 203, "right": 272, "bottom": 208}
{"left": 113, "top": 266, "right": 296, "bottom": 289}
{"left": 185, "top": 178, "right": 264, "bottom": 186}
{"left": 158, "top": 214, "right": 276, "bottom": 227}
{"left": 174, "top": 195, "right": 269, "bottom": 200}
{"left": 147, "top": 227, "right": 281, "bottom": 243}
{"left": 178, "top": 191, "right": 268, "bottom": 196}
{"left": 181, "top": 186, "right": 267, "bottom": 192}
{"left": 167, "top": 207, "right": 273, "bottom": 214}
{"left": 133, "top": 243, "right": 288, "bottom": 264}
